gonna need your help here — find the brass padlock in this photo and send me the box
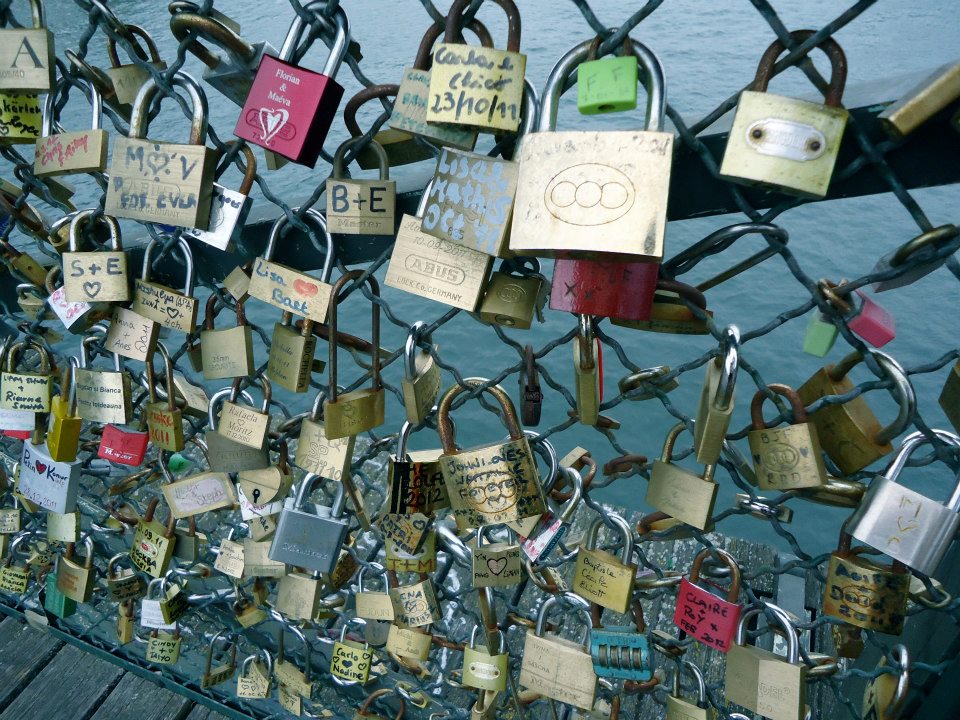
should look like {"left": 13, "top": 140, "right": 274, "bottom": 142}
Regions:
{"left": 145, "top": 344, "right": 184, "bottom": 453}
{"left": 62, "top": 209, "right": 129, "bottom": 304}
{"left": 217, "top": 376, "right": 272, "bottom": 450}
{"left": 694, "top": 326, "right": 739, "bottom": 464}
{"left": 116, "top": 599, "right": 135, "bottom": 644}
{"left": 146, "top": 627, "right": 182, "bottom": 666}
{"left": 863, "top": 645, "right": 910, "bottom": 720}
{"left": 105, "top": 25, "right": 167, "bottom": 107}
{"left": 344, "top": 83, "right": 433, "bottom": 169}
{"left": 56, "top": 535, "right": 94, "bottom": 602}
{"left": 275, "top": 571, "right": 322, "bottom": 621}
{"left": 275, "top": 625, "right": 313, "bottom": 698}
{"left": 237, "top": 652, "right": 272, "bottom": 699}
{"left": 573, "top": 315, "right": 601, "bottom": 426}
{"left": 331, "top": 621, "right": 374, "bottom": 685}
{"left": 463, "top": 626, "right": 508, "bottom": 693}
{"left": 132, "top": 237, "right": 198, "bottom": 334}
{"left": 239, "top": 440, "right": 293, "bottom": 506}
{"left": 201, "top": 630, "right": 237, "bottom": 689}
{"left": 76, "top": 329, "right": 132, "bottom": 424}
{"left": 0, "top": 0, "right": 56, "bottom": 93}
{"left": 205, "top": 386, "right": 270, "bottom": 472}
{"left": 647, "top": 423, "right": 718, "bottom": 531}
{"left": 106, "top": 552, "right": 144, "bottom": 602}
{"left": 400, "top": 322, "right": 441, "bottom": 426}
{"left": 1, "top": 339, "right": 53, "bottom": 413}
{"left": 573, "top": 513, "right": 636, "bottom": 614}
{"left": 129, "top": 497, "right": 177, "bottom": 578}
{"left": 201, "top": 296, "right": 254, "bottom": 380}
{"left": 477, "top": 258, "right": 546, "bottom": 329}
{"left": 105, "top": 304, "right": 159, "bottom": 364}
{"left": 667, "top": 660, "right": 713, "bottom": 720}
{"left": 326, "top": 137, "right": 396, "bottom": 237}
{"left": 720, "top": 31, "right": 848, "bottom": 198}
{"left": 34, "top": 77, "right": 108, "bottom": 176}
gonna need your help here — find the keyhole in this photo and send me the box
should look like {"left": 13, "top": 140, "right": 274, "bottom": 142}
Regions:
{"left": 252, "top": 488, "right": 260, "bottom": 504}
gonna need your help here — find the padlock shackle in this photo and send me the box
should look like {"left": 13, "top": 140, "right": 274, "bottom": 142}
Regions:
{"left": 207, "top": 386, "right": 256, "bottom": 429}
{"left": 671, "top": 659, "right": 707, "bottom": 706}
{"left": 331, "top": 136, "right": 389, "bottom": 179}
{"left": 752, "top": 30, "right": 847, "bottom": 108}
{"left": 660, "top": 422, "right": 716, "bottom": 483}
{"left": 264, "top": 207, "right": 335, "bottom": 283}
{"left": 415, "top": 179, "right": 434, "bottom": 219}
{"left": 6, "top": 339, "right": 51, "bottom": 374}
{"left": 444, "top": 0, "right": 520, "bottom": 51}
{"left": 343, "top": 83, "right": 398, "bottom": 138}
{"left": 145, "top": 343, "right": 177, "bottom": 412}
{"left": 714, "top": 325, "right": 740, "bottom": 411}
{"left": 437, "top": 378, "right": 523, "bottom": 454}
{"left": 228, "top": 375, "right": 271, "bottom": 413}
{"left": 582, "top": 513, "right": 634, "bottom": 565}
{"left": 64, "top": 49, "right": 117, "bottom": 108}
{"left": 735, "top": 602, "right": 800, "bottom": 664}
{"left": 327, "top": 270, "right": 381, "bottom": 404}
{"left": 689, "top": 547, "right": 741, "bottom": 602}
{"left": 80, "top": 325, "right": 122, "bottom": 372}
{"left": 750, "top": 383, "right": 808, "bottom": 429}
{"left": 276, "top": 623, "right": 312, "bottom": 682}
{"left": 413, "top": 18, "right": 494, "bottom": 71}
{"left": 204, "top": 629, "right": 237, "bottom": 677}
{"left": 128, "top": 71, "right": 208, "bottom": 146}
{"left": 68, "top": 209, "right": 122, "bottom": 252}
{"left": 356, "top": 561, "right": 386, "bottom": 593}
{"left": 214, "top": 141, "right": 257, "bottom": 196}
{"left": 141, "top": 236, "right": 195, "bottom": 295}
{"left": 586, "top": 33, "right": 632, "bottom": 62}
{"left": 576, "top": 314, "right": 596, "bottom": 370}
{"left": 535, "top": 592, "right": 592, "bottom": 648}
{"left": 279, "top": 4, "right": 349, "bottom": 78}
{"left": 654, "top": 279, "right": 707, "bottom": 310}
{"left": 169, "top": 12, "right": 257, "bottom": 70}
{"left": 539, "top": 37, "right": 665, "bottom": 132}
{"left": 41, "top": 77, "right": 103, "bottom": 136}
{"left": 107, "top": 24, "right": 162, "bottom": 67}
{"left": 888, "top": 224, "right": 959, "bottom": 268}
{"left": 404, "top": 321, "right": 431, "bottom": 381}
{"left": 358, "top": 688, "right": 406, "bottom": 719}
{"left": 880, "top": 430, "right": 960, "bottom": 503}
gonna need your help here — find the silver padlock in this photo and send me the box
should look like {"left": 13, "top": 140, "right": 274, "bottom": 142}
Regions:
{"left": 848, "top": 429, "right": 960, "bottom": 576}
{"left": 268, "top": 473, "right": 349, "bottom": 574}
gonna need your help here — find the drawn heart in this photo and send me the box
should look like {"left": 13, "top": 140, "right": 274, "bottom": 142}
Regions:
{"left": 341, "top": 659, "right": 353, "bottom": 668}
{"left": 34, "top": 460, "right": 47, "bottom": 474}
{"left": 146, "top": 151, "right": 170, "bottom": 178}
{"left": 799, "top": 447, "right": 809, "bottom": 457}
{"left": 487, "top": 557, "right": 507, "bottom": 576}
{"left": 258, "top": 107, "right": 289, "bottom": 144}
{"left": 83, "top": 281, "right": 102, "bottom": 298}
{"left": 293, "top": 279, "right": 318, "bottom": 297}
{"left": 165, "top": 306, "right": 182, "bottom": 320}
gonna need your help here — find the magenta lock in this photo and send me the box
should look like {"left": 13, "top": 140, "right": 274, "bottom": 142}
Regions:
{"left": 234, "top": 7, "right": 349, "bottom": 167}
{"left": 549, "top": 258, "right": 660, "bottom": 320}
{"left": 845, "top": 289, "right": 896, "bottom": 347}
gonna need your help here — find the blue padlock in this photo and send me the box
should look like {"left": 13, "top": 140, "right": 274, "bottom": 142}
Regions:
{"left": 589, "top": 601, "right": 653, "bottom": 681}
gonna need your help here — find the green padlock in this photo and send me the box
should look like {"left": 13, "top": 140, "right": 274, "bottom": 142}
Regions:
{"left": 44, "top": 568, "right": 76, "bottom": 619}
{"left": 803, "top": 311, "right": 839, "bottom": 357}
{"left": 577, "top": 34, "right": 638, "bottom": 114}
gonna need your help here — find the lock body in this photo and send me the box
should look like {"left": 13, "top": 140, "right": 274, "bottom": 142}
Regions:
{"left": 747, "top": 423, "right": 828, "bottom": 491}
{"left": 550, "top": 258, "right": 658, "bottom": 320}
{"left": 577, "top": 55, "right": 638, "bottom": 114}
{"left": 822, "top": 551, "right": 908, "bottom": 634}
{"left": 478, "top": 271, "right": 542, "bottom": 329}
{"left": 647, "top": 461, "right": 717, "bottom": 531}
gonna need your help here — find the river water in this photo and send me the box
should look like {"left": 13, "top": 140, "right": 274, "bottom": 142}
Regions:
{"left": 27, "top": 0, "right": 960, "bottom": 556}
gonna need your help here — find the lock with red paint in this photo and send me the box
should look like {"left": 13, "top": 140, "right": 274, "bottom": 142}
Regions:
{"left": 550, "top": 258, "right": 659, "bottom": 321}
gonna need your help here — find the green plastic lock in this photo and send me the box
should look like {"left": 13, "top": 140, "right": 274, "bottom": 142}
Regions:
{"left": 577, "top": 39, "right": 638, "bottom": 115}
{"left": 44, "top": 572, "right": 76, "bottom": 619}
{"left": 803, "top": 311, "right": 839, "bottom": 357}
{"left": 167, "top": 453, "right": 192, "bottom": 473}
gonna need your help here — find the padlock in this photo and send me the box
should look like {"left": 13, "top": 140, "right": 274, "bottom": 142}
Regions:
{"left": 612, "top": 279, "right": 712, "bottom": 334}
{"left": 385, "top": 177, "right": 492, "bottom": 310}
{"left": 573, "top": 315, "right": 602, "bottom": 426}
{"left": 573, "top": 513, "right": 635, "bottom": 613}
{"left": 647, "top": 423, "right": 718, "bottom": 531}
{"left": 201, "top": 630, "right": 237, "bottom": 689}
{"left": 237, "top": 651, "right": 272, "bottom": 699}
{"left": 56, "top": 535, "right": 94, "bottom": 602}
{"left": 472, "top": 525, "right": 520, "bottom": 588}
{"left": 668, "top": 660, "right": 713, "bottom": 720}
{"left": 105, "top": 552, "right": 144, "bottom": 602}
{"left": 19, "top": 430, "right": 80, "bottom": 514}
{"left": 270, "top": 473, "right": 350, "bottom": 574}
{"left": 511, "top": 37, "right": 672, "bottom": 260}
{"left": 153, "top": 575, "right": 189, "bottom": 625}
{"left": 0, "top": 0, "right": 55, "bottom": 92}
{"left": 355, "top": 688, "right": 406, "bottom": 720}
{"left": 144, "top": 345, "right": 184, "bottom": 453}
{"left": 294, "top": 387, "right": 355, "bottom": 482}
{"left": 62, "top": 209, "right": 129, "bottom": 304}
{"left": 205, "top": 386, "right": 270, "bottom": 472}
{"left": 517, "top": 460, "right": 584, "bottom": 563}
{"left": 115, "top": 599, "right": 135, "bottom": 644}
{"left": 34, "top": 77, "right": 108, "bottom": 176}
{"left": 234, "top": 6, "right": 350, "bottom": 167}
{"left": 400, "top": 322, "right": 441, "bottom": 426}
{"left": 940, "top": 360, "right": 960, "bottom": 434}
{"left": 821, "top": 529, "right": 909, "bottom": 635}
{"left": 323, "top": 270, "right": 385, "bottom": 438}
{"left": 798, "top": 351, "right": 914, "bottom": 474}
{"left": 589, "top": 599, "right": 652, "bottom": 681}
{"left": 275, "top": 570, "right": 323, "bottom": 621}
{"left": 0, "top": 535, "right": 31, "bottom": 594}
{"left": 862, "top": 645, "right": 910, "bottom": 720}
{"left": 16, "top": 283, "right": 49, "bottom": 320}
{"left": 0, "top": 496, "right": 22, "bottom": 535}
{"left": 385, "top": 522, "right": 435, "bottom": 573}
{"left": 129, "top": 497, "right": 177, "bottom": 578}
{"left": 234, "top": 595, "right": 268, "bottom": 628}
{"left": 519, "top": 345, "right": 542, "bottom": 426}
{"left": 217, "top": 376, "right": 272, "bottom": 450}
{"left": 426, "top": 0, "right": 526, "bottom": 132}
{"left": 748, "top": 383, "right": 828, "bottom": 490}
{"left": 388, "top": 570, "right": 440, "bottom": 628}
{"left": 44, "top": 562, "right": 76, "bottom": 619}
{"left": 694, "top": 326, "right": 740, "bottom": 464}
{"left": 201, "top": 296, "right": 254, "bottom": 380}
{"left": 577, "top": 34, "right": 638, "bottom": 114}
{"left": 0, "top": 90, "right": 42, "bottom": 144}
{"left": 45, "top": 264, "right": 108, "bottom": 335}
{"left": 821, "top": 282, "right": 897, "bottom": 348}
{"left": 478, "top": 257, "right": 546, "bottom": 329}
{"left": 803, "top": 310, "right": 838, "bottom": 358}
{"left": 871, "top": 224, "right": 960, "bottom": 292}
{"left": 172, "top": 516, "right": 205, "bottom": 563}
{"left": 343, "top": 84, "right": 432, "bottom": 169}
{"left": 519, "top": 592, "right": 597, "bottom": 711}
{"left": 105, "top": 25, "right": 167, "bottom": 107}
{"left": 247, "top": 207, "right": 335, "bottom": 323}
{"left": 146, "top": 627, "right": 182, "bottom": 665}
{"left": 326, "top": 137, "right": 396, "bottom": 237}
{"left": 462, "top": 626, "right": 508, "bottom": 692}
{"left": 848, "top": 429, "right": 960, "bottom": 576}
{"left": 98, "top": 421, "right": 148, "bottom": 466}
{"left": 168, "top": 11, "right": 276, "bottom": 107}
{"left": 355, "top": 563, "right": 396, "bottom": 637}
{"left": 1, "top": 339, "right": 52, "bottom": 412}
{"left": 222, "top": 263, "right": 251, "bottom": 301}
{"left": 105, "top": 304, "right": 159, "bottom": 364}
{"left": 46, "top": 510, "right": 78, "bottom": 544}
{"left": 549, "top": 256, "right": 659, "bottom": 321}
{"left": 830, "top": 622, "right": 865, "bottom": 659}
{"left": 182, "top": 142, "right": 257, "bottom": 251}
{"left": 275, "top": 625, "right": 313, "bottom": 698}
{"left": 438, "top": 378, "right": 545, "bottom": 526}
{"left": 719, "top": 30, "right": 849, "bottom": 198}
{"left": 673, "top": 548, "right": 743, "bottom": 653}
{"left": 46, "top": 358, "right": 81, "bottom": 463}
{"left": 132, "top": 237, "right": 198, "bottom": 333}
{"left": 725, "top": 603, "right": 807, "bottom": 720}
{"left": 105, "top": 72, "right": 216, "bottom": 230}
{"left": 332, "top": 621, "right": 374, "bottom": 685}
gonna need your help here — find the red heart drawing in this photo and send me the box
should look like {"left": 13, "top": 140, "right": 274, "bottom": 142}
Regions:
{"left": 35, "top": 460, "right": 47, "bottom": 474}
{"left": 293, "top": 279, "right": 319, "bottom": 297}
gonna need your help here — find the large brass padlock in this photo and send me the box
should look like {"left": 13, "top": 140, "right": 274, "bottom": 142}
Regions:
{"left": 129, "top": 497, "right": 177, "bottom": 578}
{"left": 62, "top": 210, "right": 129, "bottom": 304}
{"left": 719, "top": 30, "right": 849, "bottom": 198}
{"left": 218, "top": 376, "right": 271, "bottom": 450}
{"left": 34, "top": 77, "right": 108, "bottom": 176}
{"left": 75, "top": 330, "right": 133, "bottom": 425}
{"left": 206, "top": 386, "right": 270, "bottom": 473}
{"left": 105, "top": 72, "right": 215, "bottom": 229}
{"left": 667, "top": 660, "right": 713, "bottom": 720}
{"left": 132, "top": 237, "right": 198, "bottom": 334}
{"left": 326, "top": 137, "right": 396, "bottom": 237}
{"left": 56, "top": 535, "right": 94, "bottom": 602}
{"left": 647, "top": 423, "right": 718, "bottom": 531}
{"left": 0, "top": 0, "right": 55, "bottom": 93}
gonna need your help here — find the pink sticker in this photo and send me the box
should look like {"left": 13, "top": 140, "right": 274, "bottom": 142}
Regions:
{"left": 673, "top": 578, "right": 741, "bottom": 653}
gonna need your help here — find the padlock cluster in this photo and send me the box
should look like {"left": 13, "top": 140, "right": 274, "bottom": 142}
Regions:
{"left": 0, "top": 0, "right": 959, "bottom": 719}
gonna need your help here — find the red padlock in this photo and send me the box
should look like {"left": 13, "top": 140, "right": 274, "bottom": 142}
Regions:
{"left": 823, "top": 283, "right": 896, "bottom": 348}
{"left": 673, "top": 548, "right": 743, "bottom": 653}
{"left": 98, "top": 423, "right": 149, "bottom": 466}
{"left": 549, "top": 258, "right": 659, "bottom": 321}
{"left": 234, "top": 7, "right": 349, "bottom": 167}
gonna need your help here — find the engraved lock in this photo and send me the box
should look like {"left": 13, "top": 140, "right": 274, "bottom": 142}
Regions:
{"left": 247, "top": 206, "right": 336, "bottom": 324}
{"left": 674, "top": 547, "right": 743, "bottom": 653}
{"left": 105, "top": 25, "right": 167, "bottom": 107}
{"left": 201, "top": 630, "right": 238, "bottom": 689}
{"left": 0, "top": 534, "right": 31, "bottom": 594}
{"left": 612, "top": 279, "right": 713, "bottom": 334}
{"left": 133, "top": 237, "right": 198, "bottom": 333}
{"left": 46, "top": 358, "right": 81, "bottom": 462}
{"left": 217, "top": 376, "right": 272, "bottom": 450}
{"left": 573, "top": 513, "right": 636, "bottom": 613}
{"left": 62, "top": 209, "right": 129, "bottom": 304}
{"left": 323, "top": 270, "right": 386, "bottom": 439}
{"left": 106, "top": 552, "right": 144, "bottom": 602}
{"left": 426, "top": 0, "right": 526, "bottom": 132}
{"left": 1, "top": 339, "right": 53, "bottom": 412}
{"left": 0, "top": 496, "right": 22, "bottom": 535}
{"left": 183, "top": 142, "right": 257, "bottom": 251}
{"left": 848, "top": 429, "right": 960, "bottom": 576}
{"left": 355, "top": 563, "right": 395, "bottom": 642}
{"left": 76, "top": 327, "right": 133, "bottom": 425}
{"left": 168, "top": 11, "right": 277, "bottom": 107}
{"left": 295, "top": 386, "right": 355, "bottom": 481}
{"left": 206, "top": 386, "right": 270, "bottom": 472}
{"left": 511, "top": 36, "right": 672, "bottom": 260}
{"left": 577, "top": 34, "right": 639, "bottom": 114}
{"left": 400, "top": 322, "right": 441, "bottom": 426}
{"left": 343, "top": 83, "right": 433, "bottom": 169}
{"left": 798, "top": 351, "right": 915, "bottom": 474}
{"left": 275, "top": 570, "right": 322, "bottom": 620}
{"left": 821, "top": 529, "right": 909, "bottom": 635}
{"left": 520, "top": 344, "right": 543, "bottom": 426}
{"left": 0, "top": 0, "right": 55, "bottom": 92}
{"left": 463, "top": 626, "right": 508, "bottom": 692}
{"left": 327, "top": 137, "right": 396, "bottom": 237}
{"left": 34, "top": 77, "right": 108, "bottom": 176}
{"left": 747, "top": 384, "right": 828, "bottom": 490}
{"left": 19, "top": 428, "right": 81, "bottom": 514}
{"left": 519, "top": 592, "right": 597, "bottom": 711}
{"left": 862, "top": 644, "right": 910, "bottom": 720}
{"left": 105, "top": 72, "right": 216, "bottom": 230}
{"left": 275, "top": 624, "right": 313, "bottom": 698}
{"left": 44, "top": 557, "right": 76, "bottom": 619}
{"left": 647, "top": 423, "right": 718, "bottom": 531}
{"left": 240, "top": 440, "right": 293, "bottom": 506}
{"left": 129, "top": 497, "right": 177, "bottom": 578}
{"left": 234, "top": 6, "right": 350, "bottom": 167}
{"left": 105, "top": 301, "right": 160, "bottom": 364}
{"left": 668, "top": 660, "right": 713, "bottom": 720}
{"left": 719, "top": 30, "right": 849, "bottom": 198}
{"left": 237, "top": 651, "right": 273, "bottom": 699}
{"left": 694, "top": 326, "right": 740, "bottom": 465}
{"left": 384, "top": 176, "right": 493, "bottom": 310}
{"left": 0, "top": 87, "right": 42, "bottom": 144}
{"left": 383, "top": 513, "right": 434, "bottom": 572}
{"left": 269, "top": 473, "right": 350, "bottom": 574}
{"left": 201, "top": 296, "right": 255, "bottom": 380}
{"left": 437, "top": 378, "right": 546, "bottom": 527}
{"left": 56, "top": 535, "right": 94, "bottom": 602}
{"left": 385, "top": 621, "right": 432, "bottom": 662}
{"left": 589, "top": 599, "right": 652, "bottom": 682}
{"left": 472, "top": 525, "right": 520, "bottom": 588}
{"left": 478, "top": 257, "right": 546, "bottom": 329}
{"left": 144, "top": 344, "right": 184, "bottom": 453}
{"left": 388, "top": 569, "right": 441, "bottom": 628}
{"left": 331, "top": 620, "right": 374, "bottom": 685}
{"left": 725, "top": 603, "right": 807, "bottom": 720}
{"left": 573, "top": 315, "right": 601, "bottom": 426}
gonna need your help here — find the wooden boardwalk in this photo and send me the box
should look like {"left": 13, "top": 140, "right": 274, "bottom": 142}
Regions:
{"left": 0, "top": 616, "right": 235, "bottom": 720}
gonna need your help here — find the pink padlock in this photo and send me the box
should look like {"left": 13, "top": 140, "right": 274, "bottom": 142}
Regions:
{"left": 98, "top": 424, "right": 149, "bottom": 466}
{"left": 845, "top": 289, "right": 896, "bottom": 347}
{"left": 550, "top": 258, "right": 659, "bottom": 320}
{"left": 234, "top": 8, "right": 349, "bottom": 167}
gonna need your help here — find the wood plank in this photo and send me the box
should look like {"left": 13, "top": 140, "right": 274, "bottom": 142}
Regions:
{"left": 0, "top": 618, "right": 63, "bottom": 711}
{"left": 184, "top": 706, "right": 233, "bottom": 720}
{"left": 0, "top": 643, "right": 122, "bottom": 720}
{"left": 90, "top": 673, "right": 192, "bottom": 720}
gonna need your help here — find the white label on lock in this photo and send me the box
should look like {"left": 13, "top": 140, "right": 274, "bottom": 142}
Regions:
{"left": 745, "top": 118, "right": 826, "bottom": 162}
{"left": 518, "top": 512, "right": 566, "bottom": 562}
{"left": 237, "top": 486, "right": 283, "bottom": 521}
{"left": 0, "top": 407, "right": 35, "bottom": 431}
{"left": 140, "top": 599, "right": 177, "bottom": 630}
{"left": 47, "top": 286, "right": 91, "bottom": 330}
